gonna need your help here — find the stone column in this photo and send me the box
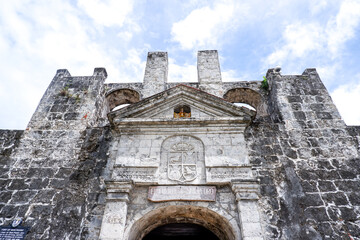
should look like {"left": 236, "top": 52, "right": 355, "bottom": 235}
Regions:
{"left": 99, "top": 181, "right": 133, "bottom": 240}
{"left": 197, "top": 50, "right": 223, "bottom": 97}
{"left": 231, "top": 180, "right": 263, "bottom": 240}
{"left": 142, "top": 52, "right": 168, "bottom": 98}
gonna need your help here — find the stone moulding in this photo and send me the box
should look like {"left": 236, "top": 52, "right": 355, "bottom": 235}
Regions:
{"left": 113, "top": 123, "right": 247, "bottom": 134}
{"left": 112, "top": 117, "right": 251, "bottom": 126}
{"left": 105, "top": 181, "right": 133, "bottom": 202}
{"left": 231, "top": 179, "right": 260, "bottom": 200}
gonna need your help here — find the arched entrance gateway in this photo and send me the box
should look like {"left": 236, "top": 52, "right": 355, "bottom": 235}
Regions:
{"left": 143, "top": 223, "right": 219, "bottom": 240}
{"left": 126, "top": 205, "right": 236, "bottom": 240}
{"left": 102, "top": 67, "right": 265, "bottom": 240}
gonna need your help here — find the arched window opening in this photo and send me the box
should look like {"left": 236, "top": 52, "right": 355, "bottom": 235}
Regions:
{"left": 106, "top": 88, "right": 140, "bottom": 112}
{"left": 224, "top": 88, "right": 263, "bottom": 117}
{"left": 174, "top": 105, "right": 191, "bottom": 118}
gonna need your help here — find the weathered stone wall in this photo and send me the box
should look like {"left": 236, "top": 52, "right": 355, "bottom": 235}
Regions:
{"left": 0, "top": 129, "right": 23, "bottom": 224}
{"left": 76, "top": 127, "right": 111, "bottom": 240}
{"left": 245, "top": 69, "right": 360, "bottom": 239}
{"left": 0, "top": 69, "right": 109, "bottom": 239}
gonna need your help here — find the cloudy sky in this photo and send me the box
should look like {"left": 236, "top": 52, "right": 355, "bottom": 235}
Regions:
{"left": 0, "top": 0, "right": 360, "bottom": 129}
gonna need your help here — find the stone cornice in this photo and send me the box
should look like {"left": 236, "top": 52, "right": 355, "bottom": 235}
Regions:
{"left": 231, "top": 179, "right": 260, "bottom": 201}
{"left": 105, "top": 181, "right": 133, "bottom": 202}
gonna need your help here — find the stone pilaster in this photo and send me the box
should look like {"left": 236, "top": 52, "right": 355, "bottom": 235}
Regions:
{"left": 231, "top": 180, "right": 263, "bottom": 240}
{"left": 142, "top": 52, "right": 168, "bottom": 98}
{"left": 197, "top": 50, "right": 223, "bottom": 97}
{"left": 99, "top": 181, "right": 133, "bottom": 240}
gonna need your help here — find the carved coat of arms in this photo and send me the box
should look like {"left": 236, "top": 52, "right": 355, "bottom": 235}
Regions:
{"left": 168, "top": 141, "right": 197, "bottom": 182}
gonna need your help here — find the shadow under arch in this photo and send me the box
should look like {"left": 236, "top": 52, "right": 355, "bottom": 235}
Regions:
{"left": 223, "top": 88, "right": 266, "bottom": 117}
{"left": 126, "top": 205, "right": 237, "bottom": 240}
{"left": 106, "top": 88, "right": 140, "bottom": 111}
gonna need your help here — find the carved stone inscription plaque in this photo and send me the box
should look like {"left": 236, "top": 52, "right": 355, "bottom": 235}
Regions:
{"left": 113, "top": 167, "right": 157, "bottom": 183}
{"left": 148, "top": 186, "right": 216, "bottom": 202}
{"left": 206, "top": 166, "right": 253, "bottom": 183}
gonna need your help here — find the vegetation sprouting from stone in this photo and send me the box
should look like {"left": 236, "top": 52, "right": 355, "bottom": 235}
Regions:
{"left": 261, "top": 76, "right": 269, "bottom": 90}
{"left": 59, "top": 85, "right": 83, "bottom": 102}
{"left": 59, "top": 85, "right": 70, "bottom": 97}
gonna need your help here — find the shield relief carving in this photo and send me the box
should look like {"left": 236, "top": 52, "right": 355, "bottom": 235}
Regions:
{"left": 168, "top": 142, "right": 198, "bottom": 182}
{"left": 161, "top": 135, "right": 205, "bottom": 184}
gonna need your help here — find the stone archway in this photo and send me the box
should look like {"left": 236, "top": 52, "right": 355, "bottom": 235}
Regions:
{"left": 143, "top": 223, "right": 220, "bottom": 240}
{"left": 106, "top": 88, "right": 140, "bottom": 111}
{"left": 223, "top": 88, "right": 267, "bottom": 117}
{"left": 126, "top": 205, "right": 237, "bottom": 240}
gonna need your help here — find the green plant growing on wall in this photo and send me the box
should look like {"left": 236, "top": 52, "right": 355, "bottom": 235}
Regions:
{"left": 74, "top": 94, "right": 81, "bottom": 102}
{"left": 261, "top": 76, "right": 269, "bottom": 91}
{"left": 59, "top": 86, "right": 70, "bottom": 97}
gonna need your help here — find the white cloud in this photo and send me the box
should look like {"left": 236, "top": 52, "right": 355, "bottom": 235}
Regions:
{"left": 311, "top": 0, "right": 328, "bottom": 15}
{"left": 331, "top": 80, "right": 360, "bottom": 125}
{"left": 316, "top": 64, "right": 340, "bottom": 87}
{"left": 117, "top": 31, "right": 134, "bottom": 42}
{"left": 171, "top": 1, "right": 240, "bottom": 50}
{"left": 266, "top": 22, "right": 324, "bottom": 66}
{"left": 222, "top": 70, "right": 250, "bottom": 82}
{"left": 168, "top": 59, "right": 197, "bottom": 82}
{"left": 326, "top": 0, "right": 360, "bottom": 56}
{"left": 108, "top": 48, "right": 147, "bottom": 83}
{"left": 0, "top": 0, "right": 137, "bottom": 128}
{"left": 265, "top": 0, "right": 360, "bottom": 66}
{"left": 77, "top": 0, "right": 133, "bottom": 28}
{"left": 116, "top": 22, "right": 141, "bottom": 43}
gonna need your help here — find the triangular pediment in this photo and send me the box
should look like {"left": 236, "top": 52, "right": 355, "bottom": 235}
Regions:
{"left": 108, "top": 85, "right": 255, "bottom": 126}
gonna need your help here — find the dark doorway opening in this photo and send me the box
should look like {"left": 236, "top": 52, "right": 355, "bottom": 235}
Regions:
{"left": 142, "top": 223, "right": 220, "bottom": 240}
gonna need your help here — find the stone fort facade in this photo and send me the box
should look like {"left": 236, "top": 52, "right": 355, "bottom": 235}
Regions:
{"left": 0, "top": 50, "right": 360, "bottom": 239}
